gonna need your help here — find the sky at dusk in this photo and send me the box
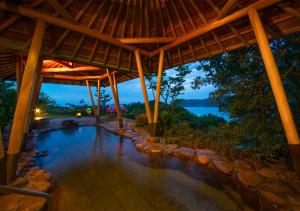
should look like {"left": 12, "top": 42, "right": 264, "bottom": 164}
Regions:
{"left": 41, "top": 61, "right": 215, "bottom": 106}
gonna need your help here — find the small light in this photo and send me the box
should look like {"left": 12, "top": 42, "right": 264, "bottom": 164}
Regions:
{"left": 35, "top": 108, "right": 41, "bottom": 114}
{"left": 76, "top": 112, "right": 82, "bottom": 118}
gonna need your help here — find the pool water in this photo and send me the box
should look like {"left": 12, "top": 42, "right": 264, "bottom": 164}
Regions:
{"left": 37, "top": 126, "right": 239, "bottom": 211}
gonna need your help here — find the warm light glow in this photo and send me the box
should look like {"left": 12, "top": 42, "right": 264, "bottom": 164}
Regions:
{"left": 76, "top": 112, "right": 82, "bottom": 117}
{"left": 34, "top": 117, "right": 43, "bottom": 121}
{"left": 35, "top": 108, "right": 41, "bottom": 114}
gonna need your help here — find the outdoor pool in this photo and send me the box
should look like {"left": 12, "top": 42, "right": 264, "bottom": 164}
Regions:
{"left": 36, "top": 126, "right": 239, "bottom": 210}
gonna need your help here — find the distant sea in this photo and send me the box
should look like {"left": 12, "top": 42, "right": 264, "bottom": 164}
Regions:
{"left": 184, "top": 106, "right": 229, "bottom": 120}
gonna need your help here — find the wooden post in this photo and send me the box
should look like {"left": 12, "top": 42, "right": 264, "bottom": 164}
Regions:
{"left": 112, "top": 72, "right": 118, "bottom": 101}
{"left": 153, "top": 50, "right": 164, "bottom": 136}
{"left": 107, "top": 69, "right": 123, "bottom": 128}
{"left": 96, "top": 79, "right": 101, "bottom": 123}
{"left": 135, "top": 50, "right": 153, "bottom": 125}
{"left": 0, "top": 128, "right": 5, "bottom": 184}
{"left": 15, "top": 56, "right": 24, "bottom": 98}
{"left": 248, "top": 8, "right": 300, "bottom": 177}
{"left": 7, "top": 19, "right": 46, "bottom": 183}
{"left": 23, "top": 66, "right": 43, "bottom": 135}
{"left": 86, "top": 80, "right": 97, "bottom": 117}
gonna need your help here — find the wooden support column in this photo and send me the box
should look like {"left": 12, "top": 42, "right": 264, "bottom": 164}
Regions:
{"left": 86, "top": 80, "right": 97, "bottom": 117}
{"left": 24, "top": 65, "right": 43, "bottom": 135}
{"left": 107, "top": 70, "right": 123, "bottom": 129}
{"left": 15, "top": 56, "right": 24, "bottom": 97}
{"left": 0, "top": 128, "right": 5, "bottom": 184}
{"left": 153, "top": 50, "right": 164, "bottom": 136}
{"left": 112, "top": 72, "right": 118, "bottom": 101}
{"left": 96, "top": 79, "right": 100, "bottom": 123}
{"left": 249, "top": 9, "right": 300, "bottom": 177}
{"left": 7, "top": 19, "right": 46, "bottom": 183}
{"left": 135, "top": 50, "right": 153, "bottom": 126}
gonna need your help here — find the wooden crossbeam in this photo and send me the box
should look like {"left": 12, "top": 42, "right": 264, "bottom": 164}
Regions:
{"left": 42, "top": 66, "right": 100, "bottom": 73}
{"left": 119, "top": 37, "right": 177, "bottom": 44}
{"left": 213, "top": 0, "right": 237, "bottom": 21}
{"left": 278, "top": 3, "right": 300, "bottom": 19}
{"left": 47, "top": 0, "right": 76, "bottom": 23}
{"left": 149, "top": 0, "right": 281, "bottom": 57}
{"left": 0, "top": 2, "right": 151, "bottom": 57}
{"left": 42, "top": 73, "right": 108, "bottom": 80}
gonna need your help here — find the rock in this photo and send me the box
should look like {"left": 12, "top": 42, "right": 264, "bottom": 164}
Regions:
{"left": 0, "top": 194, "right": 47, "bottom": 211}
{"left": 25, "top": 169, "right": 52, "bottom": 182}
{"left": 176, "top": 147, "right": 195, "bottom": 159}
{"left": 237, "top": 171, "right": 264, "bottom": 188}
{"left": 144, "top": 144, "right": 163, "bottom": 154}
{"left": 233, "top": 160, "right": 254, "bottom": 170}
{"left": 287, "top": 194, "right": 300, "bottom": 207}
{"left": 196, "top": 155, "right": 211, "bottom": 165}
{"left": 24, "top": 181, "right": 51, "bottom": 193}
{"left": 213, "top": 160, "right": 234, "bottom": 175}
{"left": 256, "top": 168, "right": 279, "bottom": 179}
{"left": 163, "top": 144, "right": 178, "bottom": 156}
{"left": 197, "top": 149, "right": 224, "bottom": 161}
{"left": 260, "top": 190, "right": 287, "bottom": 207}
{"left": 259, "top": 181, "right": 291, "bottom": 193}
{"left": 134, "top": 142, "right": 145, "bottom": 152}
{"left": 10, "top": 177, "right": 27, "bottom": 188}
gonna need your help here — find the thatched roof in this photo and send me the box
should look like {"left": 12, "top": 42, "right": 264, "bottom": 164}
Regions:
{"left": 0, "top": 0, "right": 299, "bottom": 85}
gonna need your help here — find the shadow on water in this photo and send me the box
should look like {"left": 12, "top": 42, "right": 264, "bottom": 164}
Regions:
{"left": 37, "top": 126, "right": 239, "bottom": 211}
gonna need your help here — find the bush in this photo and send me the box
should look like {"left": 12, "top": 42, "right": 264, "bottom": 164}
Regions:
{"left": 135, "top": 113, "right": 148, "bottom": 127}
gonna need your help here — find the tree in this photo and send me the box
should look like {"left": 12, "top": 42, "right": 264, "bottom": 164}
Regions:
{"left": 38, "top": 92, "right": 57, "bottom": 113}
{"left": 95, "top": 88, "right": 112, "bottom": 108}
{"left": 146, "top": 65, "right": 191, "bottom": 112}
{"left": 191, "top": 34, "right": 300, "bottom": 149}
{"left": 0, "top": 81, "right": 16, "bottom": 128}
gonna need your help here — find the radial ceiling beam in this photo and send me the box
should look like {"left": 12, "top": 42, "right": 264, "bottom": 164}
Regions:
{"left": 41, "top": 73, "right": 108, "bottom": 80}
{"left": 213, "top": 0, "right": 237, "bottom": 21}
{"left": 278, "top": 3, "right": 300, "bottom": 19}
{"left": 149, "top": 0, "right": 281, "bottom": 57}
{"left": 119, "top": 37, "right": 177, "bottom": 44}
{"left": 47, "top": 0, "right": 76, "bottom": 23}
{"left": 41, "top": 66, "right": 101, "bottom": 73}
{"left": 0, "top": 2, "right": 151, "bottom": 57}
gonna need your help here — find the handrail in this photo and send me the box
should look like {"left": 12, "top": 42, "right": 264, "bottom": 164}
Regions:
{"left": 0, "top": 185, "right": 50, "bottom": 199}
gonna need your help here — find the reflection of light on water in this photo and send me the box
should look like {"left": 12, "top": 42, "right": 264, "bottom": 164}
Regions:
{"left": 78, "top": 128, "right": 82, "bottom": 133}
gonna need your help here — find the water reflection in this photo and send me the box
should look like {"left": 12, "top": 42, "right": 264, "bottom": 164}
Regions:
{"left": 37, "top": 126, "right": 239, "bottom": 211}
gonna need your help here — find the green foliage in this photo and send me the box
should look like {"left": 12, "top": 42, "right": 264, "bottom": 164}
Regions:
{"left": 191, "top": 34, "right": 300, "bottom": 162}
{"left": 0, "top": 82, "right": 16, "bottom": 128}
{"left": 38, "top": 92, "right": 57, "bottom": 114}
{"left": 146, "top": 65, "right": 192, "bottom": 112}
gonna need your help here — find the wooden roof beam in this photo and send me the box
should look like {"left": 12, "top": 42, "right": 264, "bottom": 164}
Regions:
{"left": 46, "top": 0, "right": 76, "bottom": 23}
{"left": 41, "top": 73, "right": 108, "bottom": 81}
{"left": 278, "top": 3, "right": 300, "bottom": 19}
{"left": 149, "top": 0, "right": 281, "bottom": 57}
{"left": 119, "top": 37, "right": 177, "bottom": 44}
{"left": 213, "top": 0, "right": 238, "bottom": 21}
{"left": 0, "top": 2, "right": 151, "bottom": 57}
{"left": 41, "top": 66, "right": 101, "bottom": 73}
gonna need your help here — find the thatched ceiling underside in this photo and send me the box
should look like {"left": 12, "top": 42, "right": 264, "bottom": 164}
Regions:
{"left": 0, "top": 0, "right": 299, "bottom": 86}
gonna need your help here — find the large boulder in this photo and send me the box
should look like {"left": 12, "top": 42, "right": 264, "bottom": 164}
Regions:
{"left": 237, "top": 171, "right": 264, "bottom": 188}
{"left": 176, "top": 147, "right": 195, "bottom": 159}
{"left": 0, "top": 194, "right": 47, "bottom": 211}
{"left": 196, "top": 155, "right": 211, "bottom": 165}
{"left": 259, "top": 190, "right": 287, "bottom": 208}
{"left": 256, "top": 168, "right": 279, "bottom": 180}
{"left": 233, "top": 160, "right": 254, "bottom": 170}
{"left": 213, "top": 160, "right": 234, "bottom": 175}
{"left": 163, "top": 144, "right": 178, "bottom": 156}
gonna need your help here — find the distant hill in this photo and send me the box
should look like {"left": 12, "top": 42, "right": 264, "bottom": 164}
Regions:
{"left": 180, "top": 98, "right": 218, "bottom": 107}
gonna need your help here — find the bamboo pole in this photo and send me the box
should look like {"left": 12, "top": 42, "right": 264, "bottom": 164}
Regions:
{"left": 135, "top": 50, "right": 153, "bottom": 125}
{"left": 248, "top": 8, "right": 300, "bottom": 177}
{"left": 107, "top": 69, "right": 123, "bottom": 128}
{"left": 153, "top": 50, "right": 164, "bottom": 136}
{"left": 96, "top": 79, "right": 100, "bottom": 123}
{"left": 0, "top": 128, "right": 5, "bottom": 185}
{"left": 85, "top": 80, "right": 96, "bottom": 117}
{"left": 0, "top": 128, "right": 4, "bottom": 160}
{"left": 8, "top": 19, "right": 46, "bottom": 155}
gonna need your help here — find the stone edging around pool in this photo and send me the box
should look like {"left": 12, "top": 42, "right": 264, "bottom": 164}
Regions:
{"left": 0, "top": 129, "right": 53, "bottom": 211}
{"left": 99, "top": 123, "right": 300, "bottom": 210}
{"left": 3, "top": 123, "right": 299, "bottom": 210}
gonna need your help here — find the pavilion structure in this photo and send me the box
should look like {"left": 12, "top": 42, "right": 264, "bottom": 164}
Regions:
{"left": 0, "top": 0, "right": 299, "bottom": 181}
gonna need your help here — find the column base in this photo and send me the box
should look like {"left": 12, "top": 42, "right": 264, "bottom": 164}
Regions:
{"left": 96, "top": 115, "right": 100, "bottom": 123}
{"left": 6, "top": 153, "right": 19, "bottom": 184}
{"left": 150, "top": 123, "right": 163, "bottom": 137}
{"left": 289, "top": 144, "right": 300, "bottom": 179}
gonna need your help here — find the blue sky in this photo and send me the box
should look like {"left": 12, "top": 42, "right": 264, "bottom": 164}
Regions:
{"left": 41, "top": 61, "right": 215, "bottom": 106}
